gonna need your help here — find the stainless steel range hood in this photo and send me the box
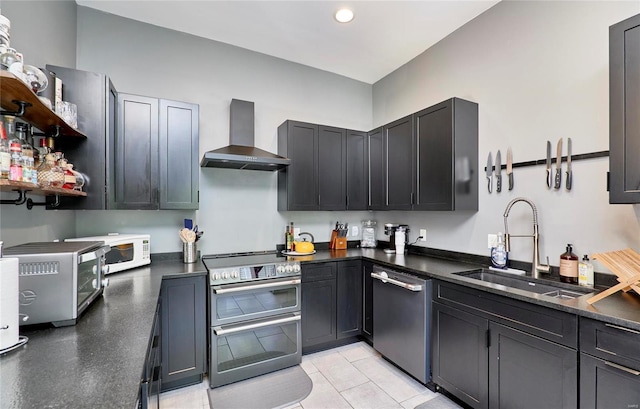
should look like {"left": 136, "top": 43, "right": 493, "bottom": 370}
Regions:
{"left": 200, "top": 99, "right": 290, "bottom": 171}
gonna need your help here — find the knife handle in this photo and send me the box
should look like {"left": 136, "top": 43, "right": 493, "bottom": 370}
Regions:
{"left": 546, "top": 169, "right": 551, "bottom": 189}
{"left": 566, "top": 171, "right": 572, "bottom": 191}
{"left": 487, "top": 176, "right": 492, "bottom": 193}
{"left": 554, "top": 169, "right": 561, "bottom": 189}
{"left": 496, "top": 175, "right": 502, "bottom": 193}
{"left": 508, "top": 173, "right": 514, "bottom": 191}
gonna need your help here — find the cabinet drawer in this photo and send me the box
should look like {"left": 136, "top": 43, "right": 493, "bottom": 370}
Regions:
{"left": 434, "top": 280, "right": 577, "bottom": 348}
{"left": 580, "top": 317, "right": 640, "bottom": 369}
{"left": 302, "top": 262, "right": 336, "bottom": 283}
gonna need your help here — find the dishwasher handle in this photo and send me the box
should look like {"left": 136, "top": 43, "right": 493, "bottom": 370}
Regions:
{"left": 371, "top": 271, "right": 423, "bottom": 292}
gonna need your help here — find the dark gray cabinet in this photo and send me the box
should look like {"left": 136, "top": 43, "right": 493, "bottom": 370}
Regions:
{"left": 367, "top": 127, "right": 386, "bottom": 210}
{"left": 117, "top": 93, "right": 199, "bottom": 210}
{"left": 579, "top": 317, "right": 640, "bottom": 408}
{"left": 610, "top": 13, "right": 640, "bottom": 203}
{"left": 384, "top": 115, "right": 415, "bottom": 210}
{"left": 139, "top": 299, "right": 161, "bottom": 409}
{"left": 278, "top": 120, "right": 365, "bottom": 211}
{"left": 361, "top": 261, "right": 374, "bottom": 342}
{"left": 160, "top": 275, "right": 206, "bottom": 392}
{"left": 414, "top": 98, "right": 478, "bottom": 211}
{"left": 432, "top": 281, "right": 577, "bottom": 409}
{"left": 346, "top": 130, "right": 368, "bottom": 210}
{"left": 47, "top": 65, "right": 118, "bottom": 210}
{"left": 301, "top": 261, "right": 362, "bottom": 351}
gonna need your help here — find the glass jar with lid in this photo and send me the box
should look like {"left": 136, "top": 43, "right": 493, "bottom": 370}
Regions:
{"left": 37, "top": 153, "right": 64, "bottom": 188}
{"left": 361, "top": 220, "right": 377, "bottom": 248}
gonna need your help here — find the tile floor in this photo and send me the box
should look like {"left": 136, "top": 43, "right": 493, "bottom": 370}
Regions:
{"left": 160, "top": 341, "right": 462, "bottom": 409}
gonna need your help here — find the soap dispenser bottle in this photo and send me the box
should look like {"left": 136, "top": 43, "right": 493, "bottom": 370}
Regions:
{"left": 578, "top": 255, "right": 594, "bottom": 287}
{"left": 491, "top": 233, "right": 508, "bottom": 269}
{"left": 560, "top": 244, "right": 578, "bottom": 284}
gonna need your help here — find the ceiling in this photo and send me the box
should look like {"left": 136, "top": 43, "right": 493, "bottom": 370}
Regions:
{"left": 75, "top": 1, "right": 500, "bottom": 84}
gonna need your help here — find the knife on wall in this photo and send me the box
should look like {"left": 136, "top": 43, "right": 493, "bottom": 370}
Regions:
{"left": 486, "top": 152, "right": 493, "bottom": 193}
{"left": 546, "top": 141, "right": 552, "bottom": 189}
{"left": 554, "top": 138, "right": 562, "bottom": 189}
{"left": 566, "top": 138, "right": 572, "bottom": 190}
{"left": 495, "top": 150, "right": 502, "bottom": 193}
{"left": 506, "top": 147, "right": 514, "bottom": 190}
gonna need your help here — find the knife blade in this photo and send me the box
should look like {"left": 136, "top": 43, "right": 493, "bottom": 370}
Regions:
{"left": 566, "top": 138, "right": 572, "bottom": 190}
{"left": 546, "top": 141, "right": 552, "bottom": 189}
{"left": 486, "top": 152, "right": 493, "bottom": 194}
{"left": 554, "top": 138, "right": 563, "bottom": 189}
{"left": 506, "top": 147, "right": 514, "bottom": 191}
{"left": 495, "top": 150, "right": 502, "bottom": 193}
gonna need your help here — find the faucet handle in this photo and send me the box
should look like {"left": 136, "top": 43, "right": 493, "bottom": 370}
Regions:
{"left": 536, "top": 256, "right": 551, "bottom": 273}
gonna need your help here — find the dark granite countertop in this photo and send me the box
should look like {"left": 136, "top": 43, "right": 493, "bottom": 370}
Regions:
{"left": 0, "top": 258, "right": 206, "bottom": 409}
{"left": 2, "top": 248, "right": 639, "bottom": 408}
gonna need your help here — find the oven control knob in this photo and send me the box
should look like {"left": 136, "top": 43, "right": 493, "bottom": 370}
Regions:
{"left": 222, "top": 272, "right": 230, "bottom": 279}
{"left": 293, "top": 264, "right": 301, "bottom": 272}
{"left": 276, "top": 265, "right": 285, "bottom": 273}
{"left": 285, "top": 264, "right": 293, "bottom": 273}
{"left": 213, "top": 273, "right": 221, "bottom": 280}
{"left": 232, "top": 271, "right": 239, "bottom": 278}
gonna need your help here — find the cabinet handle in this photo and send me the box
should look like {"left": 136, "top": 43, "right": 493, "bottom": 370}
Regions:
{"left": 213, "top": 279, "right": 301, "bottom": 294}
{"left": 371, "top": 272, "right": 423, "bottom": 292}
{"left": 214, "top": 314, "right": 301, "bottom": 336}
{"left": 604, "top": 360, "right": 640, "bottom": 376}
{"left": 605, "top": 323, "right": 640, "bottom": 335}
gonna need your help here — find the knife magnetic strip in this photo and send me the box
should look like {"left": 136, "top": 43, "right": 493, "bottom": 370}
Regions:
{"left": 483, "top": 150, "right": 610, "bottom": 172}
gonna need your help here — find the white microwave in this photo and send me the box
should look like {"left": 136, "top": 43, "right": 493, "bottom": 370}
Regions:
{"left": 65, "top": 233, "right": 151, "bottom": 274}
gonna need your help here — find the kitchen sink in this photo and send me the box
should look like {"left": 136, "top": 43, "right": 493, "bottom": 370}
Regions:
{"left": 454, "top": 269, "right": 594, "bottom": 299}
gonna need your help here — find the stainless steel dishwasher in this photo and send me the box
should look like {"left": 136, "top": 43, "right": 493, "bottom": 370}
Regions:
{"left": 372, "top": 264, "right": 431, "bottom": 384}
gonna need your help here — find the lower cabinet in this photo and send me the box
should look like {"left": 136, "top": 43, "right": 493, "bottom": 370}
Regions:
{"left": 160, "top": 275, "right": 207, "bottom": 391}
{"left": 361, "top": 260, "right": 374, "bottom": 342}
{"left": 432, "top": 280, "right": 577, "bottom": 409}
{"left": 139, "top": 300, "right": 162, "bottom": 409}
{"left": 301, "top": 261, "right": 362, "bottom": 351}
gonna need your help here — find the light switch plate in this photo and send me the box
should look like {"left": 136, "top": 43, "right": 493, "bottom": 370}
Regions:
{"left": 419, "top": 229, "right": 427, "bottom": 241}
{"left": 488, "top": 233, "right": 498, "bottom": 249}
{"left": 294, "top": 228, "right": 301, "bottom": 238}
{"left": 351, "top": 226, "right": 359, "bottom": 237}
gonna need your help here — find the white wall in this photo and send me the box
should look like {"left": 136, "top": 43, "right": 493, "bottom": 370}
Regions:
{"left": 74, "top": 7, "right": 373, "bottom": 254}
{"left": 372, "top": 1, "right": 640, "bottom": 269}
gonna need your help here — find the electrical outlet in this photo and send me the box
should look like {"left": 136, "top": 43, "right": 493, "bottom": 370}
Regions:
{"left": 419, "top": 229, "right": 427, "bottom": 241}
{"left": 294, "top": 227, "right": 301, "bottom": 238}
{"left": 488, "top": 233, "right": 498, "bottom": 249}
{"left": 351, "top": 226, "right": 359, "bottom": 237}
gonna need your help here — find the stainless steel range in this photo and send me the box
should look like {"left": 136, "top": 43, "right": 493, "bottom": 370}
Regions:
{"left": 203, "top": 251, "right": 302, "bottom": 388}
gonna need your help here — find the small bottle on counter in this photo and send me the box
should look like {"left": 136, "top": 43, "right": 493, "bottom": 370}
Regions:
{"left": 491, "top": 232, "right": 508, "bottom": 269}
{"left": 560, "top": 244, "right": 579, "bottom": 284}
{"left": 578, "top": 255, "right": 594, "bottom": 287}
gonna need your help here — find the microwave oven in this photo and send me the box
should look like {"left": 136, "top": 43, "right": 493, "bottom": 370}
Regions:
{"left": 66, "top": 233, "right": 150, "bottom": 274}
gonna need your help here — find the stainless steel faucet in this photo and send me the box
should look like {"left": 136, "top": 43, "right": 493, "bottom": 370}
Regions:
{"left": 503, "top": 197, "right": 550, "bottom": 278}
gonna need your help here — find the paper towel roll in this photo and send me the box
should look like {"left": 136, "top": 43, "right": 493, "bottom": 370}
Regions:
{"left": 0, "top": 258, "right": 19, "bottom": 351}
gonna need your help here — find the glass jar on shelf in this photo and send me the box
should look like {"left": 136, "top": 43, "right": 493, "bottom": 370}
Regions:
{"left": 37, "top": 153, "right": 64, "bottom": 188}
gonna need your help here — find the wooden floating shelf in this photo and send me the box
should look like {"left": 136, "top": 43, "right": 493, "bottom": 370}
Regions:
{"left": 0, "top": 71, "right": 86, "bottom": 138}
{"left": 0, "top": 180, "right": 86, "bottom": 197}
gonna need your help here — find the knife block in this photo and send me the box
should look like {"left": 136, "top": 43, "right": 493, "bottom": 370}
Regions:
{"left": 329, "top": 230, "right": 347, "bottom": 250}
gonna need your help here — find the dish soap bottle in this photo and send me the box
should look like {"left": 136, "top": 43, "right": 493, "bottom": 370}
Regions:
{"left": 491, "top": 232, "right": 508, "bottom": 269}
{"left": 578, "top": 255, "right": 594, "bottom": 287}
{"left": 560, "top": 244, "right": 578, "bottom": 284}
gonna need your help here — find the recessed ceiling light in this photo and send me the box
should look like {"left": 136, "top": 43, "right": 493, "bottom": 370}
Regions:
{"left": 334, "top": 8, "right": 354, "bottom": 23}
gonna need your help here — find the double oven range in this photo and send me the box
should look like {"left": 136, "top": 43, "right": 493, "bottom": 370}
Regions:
{"left": 202, "top": 252, "right": 302, "bottom": 388}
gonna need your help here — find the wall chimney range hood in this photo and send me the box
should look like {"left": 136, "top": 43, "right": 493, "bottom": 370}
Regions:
{"left": 200, "top": 99, "right": 290, "bottom": 171}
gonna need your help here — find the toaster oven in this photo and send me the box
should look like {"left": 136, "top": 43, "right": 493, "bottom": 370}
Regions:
{"left": 66, "top": 233, "right": 150, "bottom": 274}
{"left": 3, "top": 241, "right": 110, "bottom": 327}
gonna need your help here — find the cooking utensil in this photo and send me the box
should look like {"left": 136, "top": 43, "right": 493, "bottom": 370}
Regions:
{"left": 486, "top": 152, "right": 493, "bottom": 194}
{"left": 506, "top": 147, "right": 514, "bottom": 191}
{"left": 546, "top": 141, "right": 552, "bottom": 188}
{"left": 495, "top": 150, "right": 502, "bottom": 193}
{"left": 554, "top": 138, "right": 563, "bottom": 189}
{"left": 179, "top": 228, "right": 196, "bottom": 243}
{"left": 566, "top": 138, "right": 572, "bottom": 190}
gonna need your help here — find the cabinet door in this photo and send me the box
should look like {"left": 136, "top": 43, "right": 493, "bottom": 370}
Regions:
{"left": 301, "top": 280, "right": 336, "bottom": 348}
{"left": 116, "top": 94, "right": 159, "bottom": 209}
{"left": 610, "top": 14, "right": 640, "bottom": 203}
{"left": 489, "top": 322, "right": 577, "bottom": 409}
{"left": 279, "top": 121, "right": 318, "bottom": 210}
{"left": 580, "top": 352, "right": 640, "bottom": 409}
{"left": 361, "top": 261, "right": 374, "bottom": 341}
{"left": 159, "top": 99, "right": 199, "bottom": 209}
{"left": 384, "top": 115, "right": 414, "bottom": 210}
{"left": 317, "top": 125, "right": 346, "bottom": 210}
{"left": 432, "top": 302, "right": 489, "bottom": 409}
{"left": 346, "top": 130, "right": 368, "bottom": 210}
{"left": 414, "top": 101, "right": 454, "bottom": 210}
{"left": 367, "top": 127, "right": 386, "bottom": 210}
{"left": 161, "top": 276, "right": 206, "bottom": 391}
{"left": 337, "top": 260, "right": 362, "bottom": 339}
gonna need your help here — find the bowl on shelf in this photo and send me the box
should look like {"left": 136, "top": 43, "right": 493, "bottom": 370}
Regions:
{"left": 23, "top": 64, "right": 48, "bottom": 93}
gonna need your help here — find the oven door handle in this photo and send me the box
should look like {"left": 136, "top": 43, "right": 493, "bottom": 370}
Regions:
{"left": 371, "top": 272, "right": 423, "bottom": 291}
{"left": 212, "top": 278, "right": 301, "bottom": 294}
{"left": 213, "top": 313, "right": 301, "bottom": 336}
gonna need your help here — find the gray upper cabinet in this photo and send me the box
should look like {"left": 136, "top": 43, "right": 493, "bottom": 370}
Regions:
{"left": 609, "top": 13, "right": 640, "bottom": 203}
{"left": 414, "top": 98, "right": 478, "bottom": 211}
{"left": 318, "top": 125, "right": 346, "bottom": 210}
{"left": 385, "top": 115, "right": 415, "bottom": 210}
{"left": 116, "top": 93, "right": 199, "bottom": 210}
{"left": 278, "top": 121, "right": 318, "bottom": 211}
{"left": 345, "top": 130, "right": 368, "bottom": 210}
{"left": 46, "top": 65, "right": 118, "bottom": 210}
{"left": 367, "top": 127, "right": 386, "bottom": 210}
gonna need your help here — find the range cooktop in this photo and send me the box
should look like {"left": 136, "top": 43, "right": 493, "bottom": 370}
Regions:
{"left": 202, "top": 251, "right": 300, "bottom": 285}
